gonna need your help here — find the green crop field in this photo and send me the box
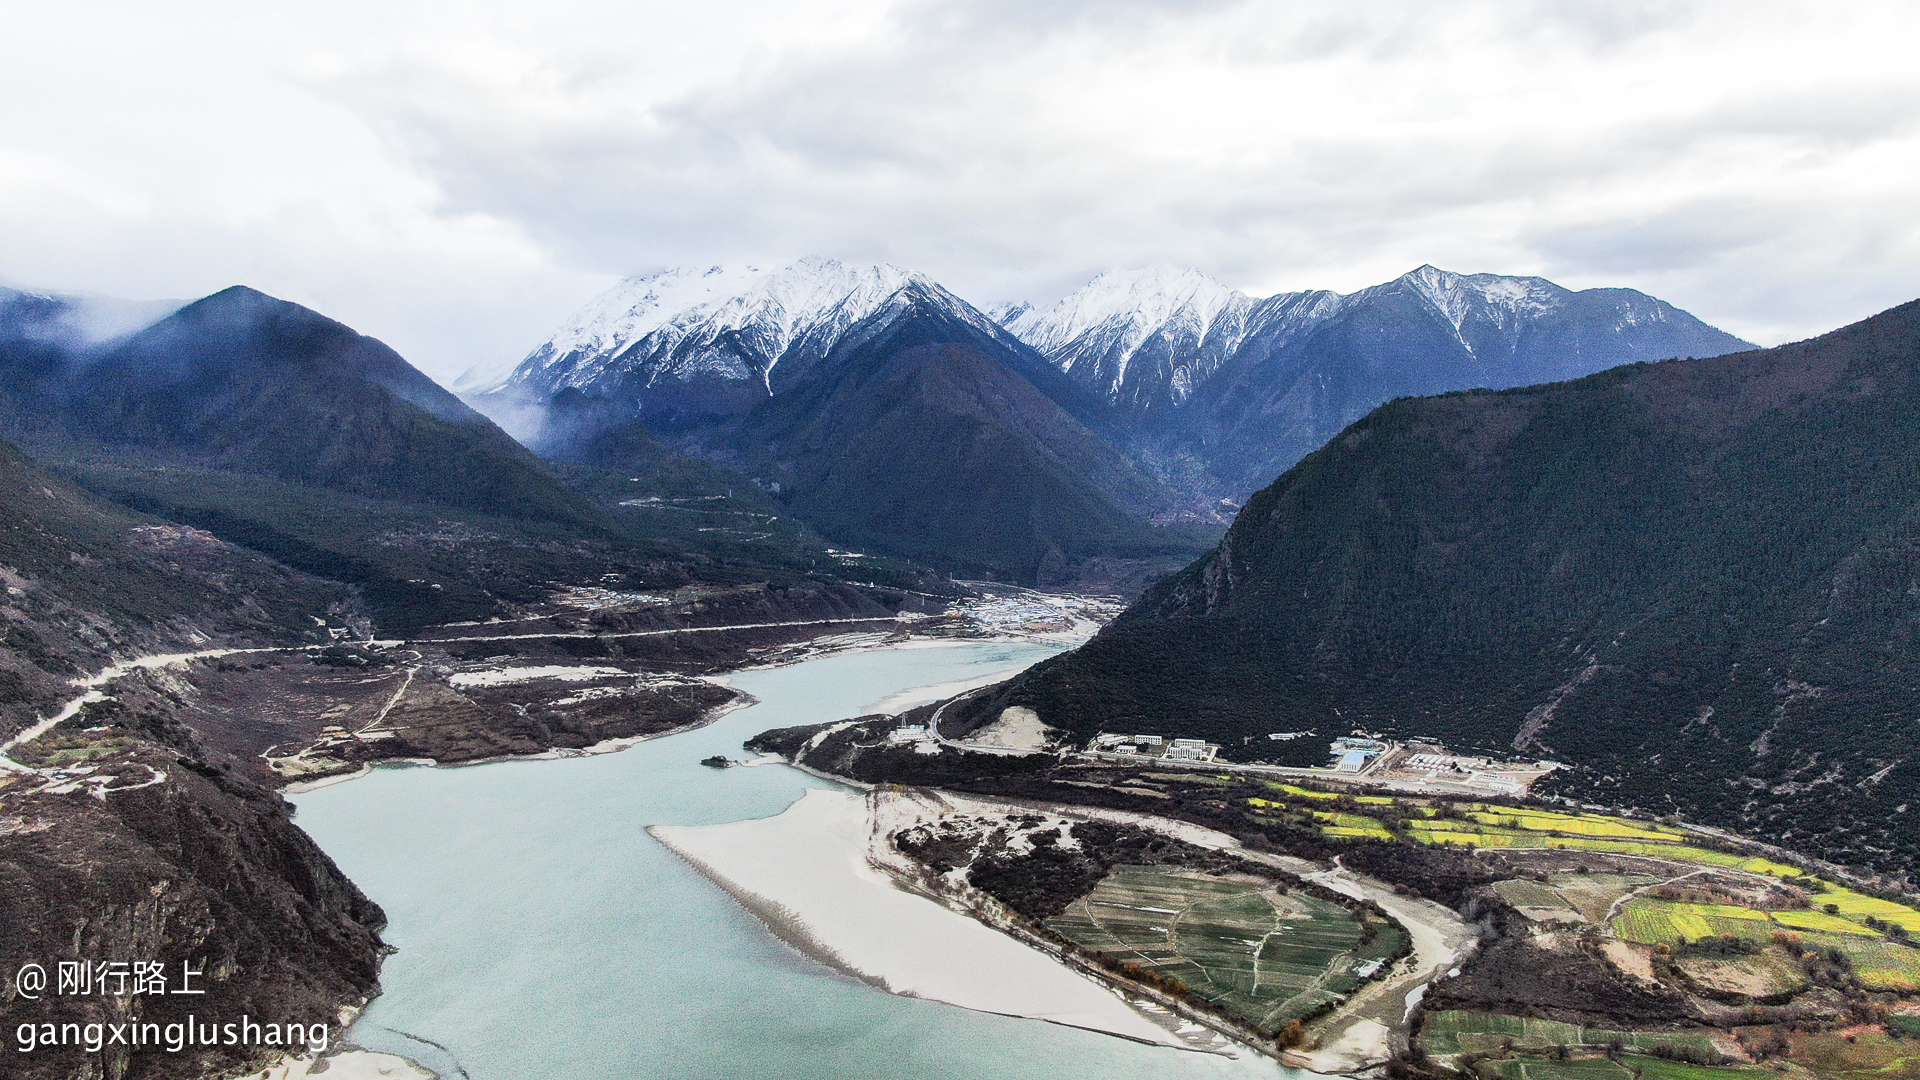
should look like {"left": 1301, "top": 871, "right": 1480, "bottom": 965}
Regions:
{"left": 1612, "top": 899, "right": 1771, "bottom": 946}
{"left": 1494, "top": 879, "right": 1579, "bottom": 913}
{"left": 1769, "top": 909, "right": 1879, "bottom": 936}
{"left": 1818, "top": 885, "right": 1920, "bottom": 934}
{"left": 1311, "top": 811, "right": 1394, "bottom": 838}
{"left": 1825, "top": 936, "right": 1920, "bottom": 992}
{"left": 1417, "top": 1012, "right": 1725, "bottom": 1063}
{"left": 1418, "top": 1011, "right": 1583, "bottom": 1055}
{"left": 1489, "top": 1056, "right": 1636, "bottom": 1080}
{"left": 1046, "top": 865, "right": 1376, "bottom": 1030}
{"left": 1622, "top": 1056, "right": 1766, "bottom": 1080}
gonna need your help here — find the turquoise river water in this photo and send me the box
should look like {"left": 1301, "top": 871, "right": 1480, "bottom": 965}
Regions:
{"left": 291, "top": 641, "right": 1308, "bottom": 1080}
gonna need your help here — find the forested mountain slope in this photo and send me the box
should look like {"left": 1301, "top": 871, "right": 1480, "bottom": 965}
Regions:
{"left": 980, "top": 299, "right": 1920, "bottom": 883}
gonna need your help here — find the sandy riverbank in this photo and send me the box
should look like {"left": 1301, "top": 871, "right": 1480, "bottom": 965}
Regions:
{"left": 649, "top": 788, "right": 1186, "bottom": 1048}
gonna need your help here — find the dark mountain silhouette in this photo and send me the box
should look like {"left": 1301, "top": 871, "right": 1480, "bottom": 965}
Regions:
{"left": 38, "top": 286, "right": 600, "bottom": 528}
{"left": 0, "top": 286, "right": 950, "bottom": 629}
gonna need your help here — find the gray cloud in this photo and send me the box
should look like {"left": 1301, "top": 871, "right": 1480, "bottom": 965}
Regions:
{"left": 2, "top": 0, "right": 1917, "bottom": 381}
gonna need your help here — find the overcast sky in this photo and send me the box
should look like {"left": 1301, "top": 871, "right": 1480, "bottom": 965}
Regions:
{"left": 4, "top": 0, "right": 1918, "bottom": 384}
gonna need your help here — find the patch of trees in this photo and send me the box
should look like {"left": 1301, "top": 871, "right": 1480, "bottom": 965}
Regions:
{"left": 1675, "top": 934, "right": 1761, "bottom": 959}
{"left": 900, "top": 819, "right": 1265, "bottom": 921}
{"left": 1339, "top": 840, "right": 1508, "bottom": 910}
{"left": 1427, "top": 937, "right": 1691, "bottom": 1025}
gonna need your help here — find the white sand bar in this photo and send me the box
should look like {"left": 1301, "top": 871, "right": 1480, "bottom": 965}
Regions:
{"left": 650, "top": 789, "right": 1180, "bottom": 1047}
{"left": 236, "top": 1050, "right": 435, "bottom": 1080}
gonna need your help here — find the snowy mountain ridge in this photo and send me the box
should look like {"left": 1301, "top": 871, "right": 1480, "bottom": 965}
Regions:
{"left": 490, "top": 256, "right": 1755, "bottom": 508}
{"left": 506, "top": 257, "right": 939, "bottom": 401}
{"left": 994, "top": 262, "right": 1745, "bottom": 415}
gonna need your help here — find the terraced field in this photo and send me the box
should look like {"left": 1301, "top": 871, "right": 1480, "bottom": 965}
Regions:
{"left": 1827, "top": 936, "right": 1920, "bottom": 992}
{"left": 1488, "top": 1058, "right": 1635, "bottom": 1080}
{"left": 1416, "top": 1010, "right": 1726, "bottom": 1061}
{"left": 1609, "top": 898, "right": 1920, "bottom": 991}
{"left": 1045, "top": 865, "right": 1391, "bottom": 1030}
{"left": 1260, "top": 789, "right": 1920, "bottom": 997}
{"left": 1613, "top": 899, "right": 1773, "bottom": 946}
{"left": 1820, "top": 884, "right": 1920, "bottom": 934}
{"left": 1467, "top": 809, "right": 1685, "bottom": 843}
{"left": 1625, "top": 1057, "right": 1771, "bottom": 1080}
{"left": 1767, "top": 908, "right": 1878, "bottom": 936}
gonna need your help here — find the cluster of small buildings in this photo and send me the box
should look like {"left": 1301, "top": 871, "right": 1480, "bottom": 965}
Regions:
{"left": 1087, "top": 733, "right": 1221, "bottom": 763}
{"left": 1329, "top": 737, "right": 1388, "bottom": 772}
{"left": 1392, "top": 744, "right": 1535, "bottom": 794}
{"left": 887, "top": 723, "right": 942, "bottom": 755}
{"left": 958, "top": 597, "right": 1074, "bottom": 633}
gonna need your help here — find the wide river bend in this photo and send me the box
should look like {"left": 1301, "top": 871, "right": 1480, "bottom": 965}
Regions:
{"left": 293, "top": 641, "right": 1306, "bottom": 1080}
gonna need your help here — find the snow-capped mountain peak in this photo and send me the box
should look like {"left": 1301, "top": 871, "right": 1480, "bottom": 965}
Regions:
{"left": 1001, "top": 265, "right": 1249, "bottom": 358}
{"left": 505, "top": 256, "right": 946, "bottom": 403}
{"left": 995, "top": 263, "right": 1752, "bottom": 427}
{"left": 1385, "top": 264, "right": 1571, "bottom": 339}
{"left": 992, "top": 265, "right": 1260, "bottom": 407}
{"left": 524, "top": 258, "right": 924, "bottom": 381}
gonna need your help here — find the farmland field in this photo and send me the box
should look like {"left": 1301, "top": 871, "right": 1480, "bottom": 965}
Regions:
{"left": 1269, "top": 783, "right": 1340, "bottom": 800}
{"left": 1374, "top": 817, "right": 1804, "bottom": 877}
{"left": 1494, "top": 879, "right": 1579, "bottom": 914}
{"left": 1676, "top": 953, "right": 1806, "bottom": 998}
{"left": 1818, "top": 885, "right": 1920, "bottom": 934}
{"left": 1263, "top": 782, "right": 1395, "bottom": 805}
{"left": 1417, "top": 1011, "right": 1725, "bottom": 1062}
{"left": 1466, "top": 809, "right": 1682, "bottom": 843}
{"left": 1488, "top": 1056, "right": 1635, "bottom": 1080}
{"left": 1612, "top": 899, "right": 1770, "bottom": 946}
{"left": 1311, "top": 811, "right": 1394, "bottom": 838}
{"left": 1045, "top": 865, "right": 1377, "bottom": 1030}
{"left": 1623, "top": 1057, "right": 1767, "bottom": 1080}
{"left": 1824, "top": 936, "right": 1920, "bottom": 992}
{"left": 1769, "top": 909, "right": 1879, "bottom": 936}
{"left": 1788, "top": 1028, "right": 1920, "bottom": 1080}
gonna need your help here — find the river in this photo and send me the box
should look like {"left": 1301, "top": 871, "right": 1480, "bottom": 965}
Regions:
{"left": 291, "top": 640, "right": 1299, "bottom": 1080}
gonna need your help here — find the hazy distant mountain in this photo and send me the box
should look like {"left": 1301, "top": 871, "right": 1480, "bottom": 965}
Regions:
{"left": 494, "top": 259, "right": 1212, "bottom": 583}
{"left": 8, "top": 286, "right": 602, "bottom": 529}
{"left": 0, "top": 286, "right": 180, "bottom": 352}
{"left": 0, "top": 286, "right": 635, "bottom": 626}
{"left": 976, "top": 297, "right": 1920, "bottom": 880}
{"left": 999, "top": 264, "right": 1757, "bottom": 498}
